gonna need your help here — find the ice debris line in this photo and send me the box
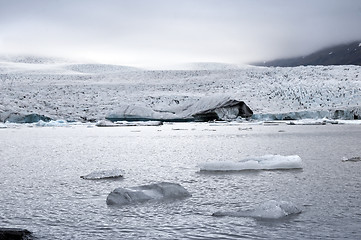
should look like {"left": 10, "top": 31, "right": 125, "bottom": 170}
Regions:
{"left": 198, "top": 155, "right": 302, "bottom": 171}
{"left": 80, "top": 169, "right": 124, "bottom": 180}
{"left": 106, "top": 182, "right": 191, "bottom": 206}
{"left": 96, "top": 120, "right": 163, "bottom": 127}
{"left": 213, "top": 200, "right": 302, "bottom": 219}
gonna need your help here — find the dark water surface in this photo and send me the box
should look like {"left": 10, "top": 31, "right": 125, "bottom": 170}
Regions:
{"left": 1, "top": 123, "right": 361, "bottom": 239}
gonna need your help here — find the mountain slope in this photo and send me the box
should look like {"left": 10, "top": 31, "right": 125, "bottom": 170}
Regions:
{"left": 254, "top": 41, "right": 361, "bottom": 67}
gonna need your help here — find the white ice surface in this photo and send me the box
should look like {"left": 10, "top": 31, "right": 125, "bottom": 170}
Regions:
{"left": 198, "top": 155, "right": 302, "bottom": 171}
{"left": 213, "top": 200, "right": 301, "bottom": 219}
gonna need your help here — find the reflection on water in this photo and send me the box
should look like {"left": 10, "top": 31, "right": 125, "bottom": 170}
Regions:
{"left": 1, "top": 123, "right": 361, "bottom": 239}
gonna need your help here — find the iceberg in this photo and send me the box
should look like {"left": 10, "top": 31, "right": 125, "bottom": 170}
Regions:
{"left": 81, "top": 169, "right": 124, "bottom": 180}
{"left": 186, "top": 96, "right": 253, "bottom": 121}
{"left": 106, "top": 104, "right": 179, "bottom": 122}
{"left": 106, "top": 182, "right": 191, "bottom": 205}
{"left": 35, "top": 119, "right": 69, "bottom": 127}
{"left": 106, "top": 96, "right": 253, "bottom": 122}
{"left": 198, "top": 155, "right": 302, "bottom": 171}
{"left": 213, "top": 200, "right": 301, "bottom": 219}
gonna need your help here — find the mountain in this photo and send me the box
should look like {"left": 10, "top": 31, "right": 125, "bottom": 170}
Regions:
{"left": 254, "top": 41, "right": 361, "bottom": 67}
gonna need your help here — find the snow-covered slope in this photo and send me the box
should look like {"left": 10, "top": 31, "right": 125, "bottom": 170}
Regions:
{"left": 0, "top": 58, "right": 360, "bottom": 122}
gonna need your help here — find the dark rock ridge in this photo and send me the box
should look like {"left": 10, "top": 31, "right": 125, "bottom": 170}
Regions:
{"left": 254, "top": 41, "right": 361, "bottom": 67}
{"left": 0, "top": 228, "right": 32, "bottom": 240}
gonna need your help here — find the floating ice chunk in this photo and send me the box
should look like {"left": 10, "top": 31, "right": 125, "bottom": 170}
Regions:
{"left": 106, "top": 182, "right": 191, "bottom": 205}
{"left": 106, "top": 96, "right": 252, "bottom": 122}
{"left": 213, "top": 200, "right": 301, "bottom": 219}
{"left": 198, "top": 154, "right": 302, "bottom": 171}
{"left": 81, "top": 169, "right": 124, "bottom": 180}
{"left": 342, "top": 156, "right": 361, "bottom": 162}
{"left": 95, "top": 120, "right": 118, "bottom": 127}
{"left": 35, "top": 119, "right": 69, "bottom": 127}
{"left": 0, "top": 123, "right": 7, "bottom": 128}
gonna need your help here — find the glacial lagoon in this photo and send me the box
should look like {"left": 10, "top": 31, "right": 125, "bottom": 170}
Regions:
{"left": 1, "top": 122, "right": 361, "bottom": 239}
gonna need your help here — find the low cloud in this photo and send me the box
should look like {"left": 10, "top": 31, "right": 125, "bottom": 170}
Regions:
{"left": 1, "top": 0, "right": 361, "bottom": 67}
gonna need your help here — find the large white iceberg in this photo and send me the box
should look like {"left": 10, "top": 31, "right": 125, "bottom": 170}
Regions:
{"left": 106, "top": 96, "right": 253, "bottom": 122}
{"left": 213, "top": 200, "right": 301, "bottom": 219}
{"left": 106, "top": 182, "right": 191, "bottom": 205}
{"left": 198, "top": 155, "right": 302, "bottom": 171}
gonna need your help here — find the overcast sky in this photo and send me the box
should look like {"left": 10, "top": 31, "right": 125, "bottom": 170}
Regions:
{"left": 1, "top": 0, "right": 361, "bottom": 67}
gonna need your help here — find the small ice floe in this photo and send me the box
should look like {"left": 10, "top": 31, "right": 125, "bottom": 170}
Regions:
{"left": 96, "top": 120, "right": 162, "bottom": 127}
{"left": 198, "top": 154, "right": 302, "bottom": 171}
{"left": 213, "top": 200, "right": 301, "bottom": 219}
{"left": 95, "top": 120, "right": 118, "bottom": 127}
{"left": 35, "top": 119, "right": 69, "bottom": 127}
{"left": 80, "top": 169, "right": 124, "bottom": 180}
{"left": 288, "top": 119, "right": 326, "bottom": 125}
{"left": 0, "top": 123, "right": 7, "bottom": 128}
{"left": 106, "top": 182, "right": 191, "bottom": 206}
{"left": 342, "top": 156, "right": 361, "bottom": 162}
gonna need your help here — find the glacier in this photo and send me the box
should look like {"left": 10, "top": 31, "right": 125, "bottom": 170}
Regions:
{"left": 198, "top": 155, "right": 302, "bottom": 171}
{"left": 213, "top": 200, "right": 302, "bottom": 219}
{"left": 106, "top": 182, "right": 191, "bottom": 206}
{"left": 1, "top": 58, "right": 361, "bottom": 123}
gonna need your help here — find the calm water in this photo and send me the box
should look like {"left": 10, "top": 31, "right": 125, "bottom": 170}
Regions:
{"left": 1, "top": 122, "right": 361, "bottom": 239}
